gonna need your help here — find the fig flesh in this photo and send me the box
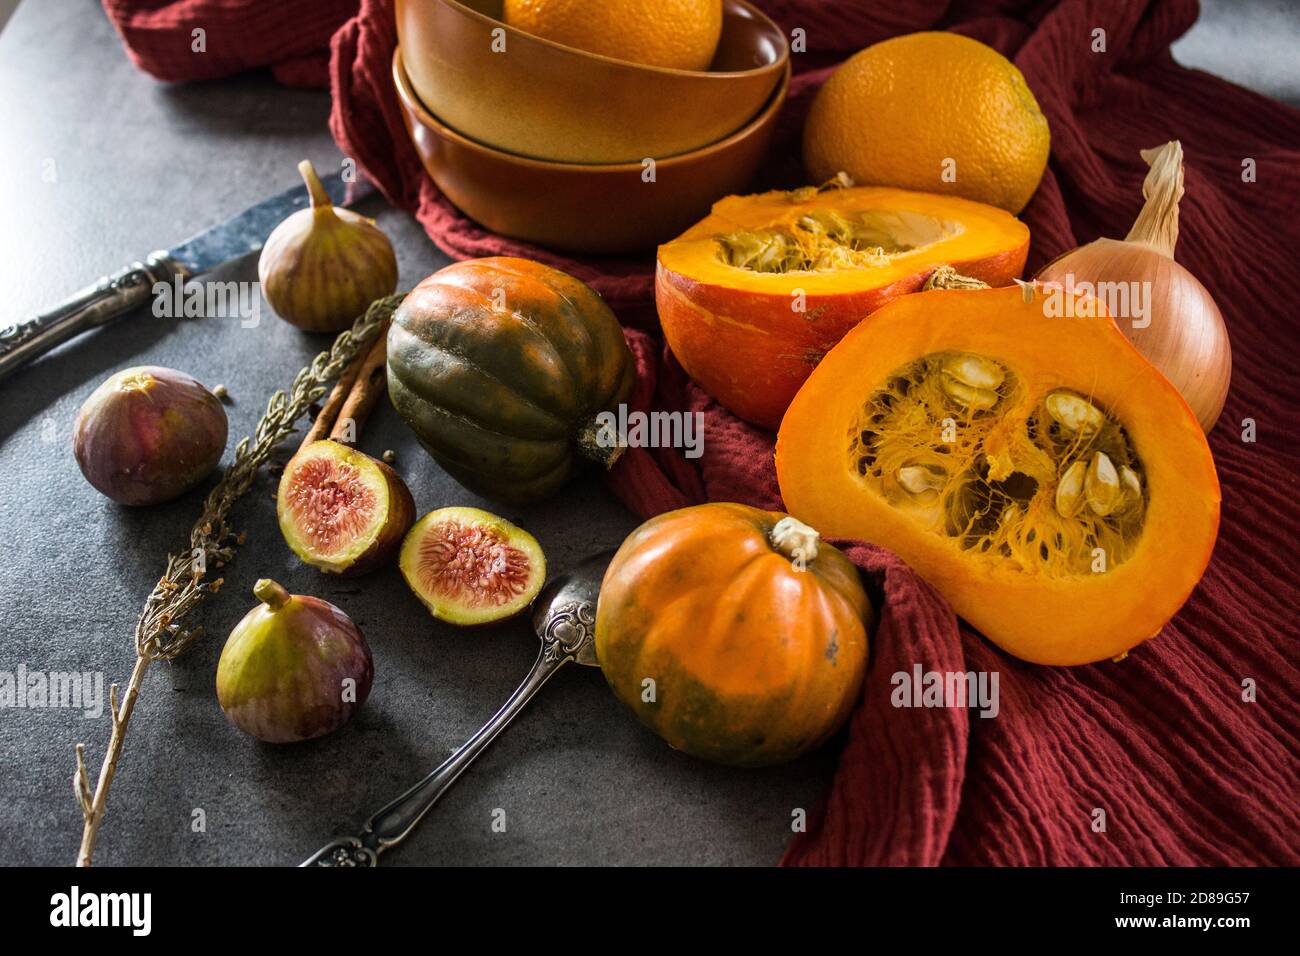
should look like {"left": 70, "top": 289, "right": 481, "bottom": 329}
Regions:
{"left": 73, "top": 366, "right": 228, "bottom": 506}
{"left": 399, "top": 507, "right": 546, "bottom": 625}
{"left": 257, "top": 160, "right": 398, "bottom": 332}
{"left": 277, "top": 439, "right": 415, "bottom": 575}
{"left": 216, "top": 579, "right": 373, "bottom": 743}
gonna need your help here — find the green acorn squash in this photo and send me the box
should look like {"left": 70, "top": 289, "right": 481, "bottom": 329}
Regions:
{"left": 387, "top": 257, "right": 636, "bottom": 504}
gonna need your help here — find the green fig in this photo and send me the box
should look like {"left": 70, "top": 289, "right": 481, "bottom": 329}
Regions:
{"left": 257, "top": 160, "right": 398, "bottom": 332}
{"left": 216, "top": 579, "right": 373, "bottom": 743}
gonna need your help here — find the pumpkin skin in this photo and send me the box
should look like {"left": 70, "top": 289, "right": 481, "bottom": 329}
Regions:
{"left": 656, "top": 185, "right": 1030, "bottom": 429}
{"left": 388, "top": 257, "right": 636, "bottom": 504}
{"left": 776, "top": 283, "right": 1220, "bottom": 666}
{"left": 596, "top": 503, "right": 872, "bottom": 768}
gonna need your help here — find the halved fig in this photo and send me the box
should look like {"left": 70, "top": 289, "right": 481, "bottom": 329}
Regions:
{"left": 276, "top": 439, "right": 415, "bottom": 575}
{"left": 399, "top": 506, "right": 546, "bottom": 625}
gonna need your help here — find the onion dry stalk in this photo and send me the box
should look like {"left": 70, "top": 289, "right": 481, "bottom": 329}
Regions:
{"left": 1037, "top": 141, "right": 1231, "bottom": 432}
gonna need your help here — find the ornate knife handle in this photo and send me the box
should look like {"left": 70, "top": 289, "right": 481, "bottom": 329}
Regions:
{"left": 0, "top": 251, "right": 182, "bottom": 383}
{"left": 302, "top": 600, "right": 596, "bottom": 867}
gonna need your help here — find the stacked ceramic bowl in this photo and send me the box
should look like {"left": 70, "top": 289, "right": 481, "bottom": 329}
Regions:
{"left": 393, "top": 0, "right": 791, "bottom": 254}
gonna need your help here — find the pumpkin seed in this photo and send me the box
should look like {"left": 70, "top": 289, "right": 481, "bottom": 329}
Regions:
{"left": 1084, "top": 451, "right": 1121, "bottom": 516}
{"left": 1120, "top": 464, "right": 1141, "bottom": 496}
{"left": 897, "top": 464, "right": 946, "bottom": 495}
{"left": 940, "top": 354, "right": 1004, "bottom": 410}
{"left": 943, "top": 353, "right": 1005, "bottom": 391}
{"left": 1055, "top": 460, "right": 1086, "bottom": 517}
{"left": 941, "top": 376, "right": 1000, "bottom": 410}
{"left": 1045, "top": 390, "right": 1106, "bottom": 436}
{"left": 1120, "top": 465, "right": 1143, "bottom": 507}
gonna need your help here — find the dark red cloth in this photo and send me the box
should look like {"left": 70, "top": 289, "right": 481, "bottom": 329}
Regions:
{"left": 101, "top": 0, "right": 357, "bottom": 86}
{"left": 104, "top": 0, "right": 1300, "bottom": 865}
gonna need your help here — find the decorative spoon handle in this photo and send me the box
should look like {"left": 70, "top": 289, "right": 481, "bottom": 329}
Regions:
{"left": 301, "top": 599, "right": 597, "bottom": 867}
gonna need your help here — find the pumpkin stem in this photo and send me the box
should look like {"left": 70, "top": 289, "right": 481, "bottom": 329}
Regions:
{"left": 924, "top": 265, "right": 989, "bottom": 291}
{"left": 1124, "top": 140, "right": 1182, "bottom": 258}
{"left": 770, "top": 516, "right": 820, "bottom": 564}
{"left": 574, "top": 414, "right": 626, "bottom": 470}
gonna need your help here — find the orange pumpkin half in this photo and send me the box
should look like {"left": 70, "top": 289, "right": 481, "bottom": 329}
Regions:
{"left": 596, "top": 503, "right": 872, "bottom": 767}
{"left": 776, "top": 283, "right": 1220, "bottom": 666}
{"left": 656, "top": 183, "right": 1030, "bottom": 429}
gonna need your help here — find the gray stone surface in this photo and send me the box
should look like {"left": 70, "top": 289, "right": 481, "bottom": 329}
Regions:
{"left": 0, "top": 0, "right": 834, "bottom": 866}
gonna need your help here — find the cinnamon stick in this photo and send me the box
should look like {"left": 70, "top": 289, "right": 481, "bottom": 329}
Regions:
{"left": 328, "top": 328, "right": 389, "bottom": 447}
{"left": 298, "top": 319, "right": 390, "bottom": 450}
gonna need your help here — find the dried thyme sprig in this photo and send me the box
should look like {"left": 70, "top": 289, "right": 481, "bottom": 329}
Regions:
{"left": 73, "top": 293, "right": 405, "bottom": 867}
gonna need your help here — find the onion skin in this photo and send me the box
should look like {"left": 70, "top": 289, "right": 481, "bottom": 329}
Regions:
{"left": 1038, "top": 238, "right": 1231, "bottom": 432}
{"left": 216, "top": 581, "right": 373, "bottom": 743}
{"left": 73, "top": 366, "right": 228, "bottom": 505}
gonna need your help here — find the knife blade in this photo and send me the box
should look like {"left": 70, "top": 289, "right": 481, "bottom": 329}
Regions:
{"left": 0, "top": 169, "right": 375, "bottom": 383}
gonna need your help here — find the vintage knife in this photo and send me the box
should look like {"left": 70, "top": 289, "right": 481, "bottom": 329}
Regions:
{"left": 0, "top": 169, "right": 372, "bottom": 383}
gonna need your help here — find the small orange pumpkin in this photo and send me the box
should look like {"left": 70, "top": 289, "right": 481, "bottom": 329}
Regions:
{"left": 595, "top": 503, "right": 872, "bottom": 767}
{"left": 776, "top": 283, "right": 1220, "bottom": 666}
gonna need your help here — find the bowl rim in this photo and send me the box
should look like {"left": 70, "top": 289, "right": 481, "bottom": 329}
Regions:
{"left": 431, "top": 0, "right": 790, "bottom": 80}
{"left": 393, "top": 45, "right": 792, "bottom": 171}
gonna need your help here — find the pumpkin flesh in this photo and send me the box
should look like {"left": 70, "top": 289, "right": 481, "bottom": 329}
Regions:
{"left": 656, "top": 185, "right": 1030, "bottom": 428}
{"left": 775, "top": 284, "right": 1220, "bottom": 666}
{"left": 596, "top": 503, "right": 872, "bottom": 767}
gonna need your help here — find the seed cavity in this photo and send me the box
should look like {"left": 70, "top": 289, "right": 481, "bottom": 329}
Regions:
{"left": 716, "top": 209, "right": 955, "bottom": 274}
{"left": 847, "top": 351, "right": 1148, "bottom": 578}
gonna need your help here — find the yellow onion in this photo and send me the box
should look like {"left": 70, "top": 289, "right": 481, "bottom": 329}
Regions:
{"left": 258, "top": 160, "right": 398, "bottom": 332}
{"left": 1037, "top": 141, "right": 1230, "bottom": 432}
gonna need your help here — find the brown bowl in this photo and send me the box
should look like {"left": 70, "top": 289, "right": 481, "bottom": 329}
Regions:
{"left": 394, "top": 47, "right": 789, "bottom": 255}
{"left": 395, "top": 0, "right": 788, "bottom": 164}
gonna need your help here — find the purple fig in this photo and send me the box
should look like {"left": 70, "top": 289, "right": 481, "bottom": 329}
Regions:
{"left": 216, "top": 579, "right": 373, "bottom": 743}
{"left": 73, "top": 366, "right": 228, "bottom": 506}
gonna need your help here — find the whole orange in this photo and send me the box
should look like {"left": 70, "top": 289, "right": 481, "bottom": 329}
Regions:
{"left": 803, "top": 32, "right": 1050, "bottom": 214}
{"left": 502, "top": 0, "right": 723, "bottom": 72}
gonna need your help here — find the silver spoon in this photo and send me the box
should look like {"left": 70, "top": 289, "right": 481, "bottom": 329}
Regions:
{"left": 300, "top": 550, "right": 612, "bottom": 866}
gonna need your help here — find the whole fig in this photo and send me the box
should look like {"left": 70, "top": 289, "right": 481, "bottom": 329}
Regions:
{"left": 216, "top": 579, "right": 373, "bottom": 743}
{"left": 73, "top": 366, "right": 227, "bottom": 506}
{"left": 258, "top": 160, "right": 398, "bottom": 332}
